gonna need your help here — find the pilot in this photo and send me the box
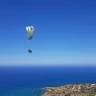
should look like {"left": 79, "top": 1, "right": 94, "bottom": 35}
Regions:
{"left": 28, "top": 49, "right": 32, "bottom": 53}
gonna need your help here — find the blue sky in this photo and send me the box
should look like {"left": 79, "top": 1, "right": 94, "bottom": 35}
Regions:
{"left": 0, "top": 0, "right": 96, "bottom": 66}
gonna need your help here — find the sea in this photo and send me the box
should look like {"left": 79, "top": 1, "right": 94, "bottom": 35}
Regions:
{"left": 0, "top": 66, "right": 96, "bottom": 96}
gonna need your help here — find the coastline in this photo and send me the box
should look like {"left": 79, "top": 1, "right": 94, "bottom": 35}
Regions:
{"left": 41, "top": 83, "right": 96, "bottom": 96}
{"left": 41, "top": 88, "right": 51, "bottom": 96}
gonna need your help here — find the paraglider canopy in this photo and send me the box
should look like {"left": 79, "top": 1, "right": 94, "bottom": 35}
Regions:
{"left": 26, "top": 26, "right": 34, "bottom": 40}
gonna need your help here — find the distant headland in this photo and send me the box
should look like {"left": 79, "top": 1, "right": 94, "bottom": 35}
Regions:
{"left": 42, "top": 83, "right": 96, "bottom": 96}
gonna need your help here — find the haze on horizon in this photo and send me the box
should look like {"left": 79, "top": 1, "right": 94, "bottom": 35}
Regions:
{"left": 0, "top": 0, "right": 96, "bottom": 66}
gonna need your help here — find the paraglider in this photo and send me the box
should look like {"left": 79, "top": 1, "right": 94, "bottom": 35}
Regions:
{"left": 26, "top": 26, "right": 34, "bottom": 53}
{"left": 28, "top": 49, "right": 32, "bottom": 53}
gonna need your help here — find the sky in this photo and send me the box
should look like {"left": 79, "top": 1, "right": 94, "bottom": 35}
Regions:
{"left": 0, "top": 0, "right": 96, "bottom": 66}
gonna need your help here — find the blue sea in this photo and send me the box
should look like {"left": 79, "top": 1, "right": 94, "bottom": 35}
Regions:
{"left": 0, "top": 66, "right": 96, "bottom": 96}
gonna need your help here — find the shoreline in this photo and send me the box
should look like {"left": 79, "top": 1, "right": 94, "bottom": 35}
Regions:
{"left": 41, "top": 83, "right": 96, "bottom": 96}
